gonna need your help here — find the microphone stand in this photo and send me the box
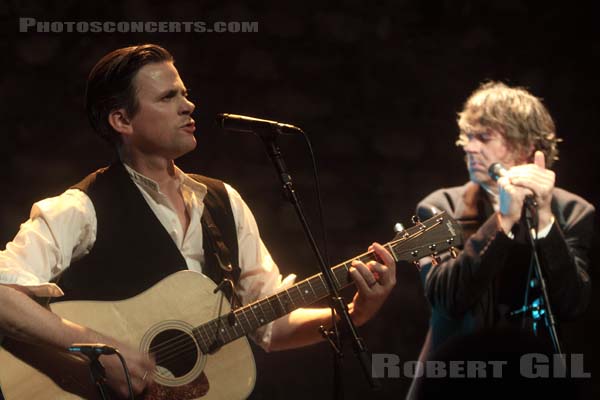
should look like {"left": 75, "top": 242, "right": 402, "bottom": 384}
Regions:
{"left": 259, "top": 130, "right": 380, "bottom": 398}
{"left": 489, "top": 163, "right": 564, "bottom": 365}
{"left": 522, "top": 199, "right": 564, "bottom": 363}
{"left": 87, "top": 354, "right": 110, "bottom": 400}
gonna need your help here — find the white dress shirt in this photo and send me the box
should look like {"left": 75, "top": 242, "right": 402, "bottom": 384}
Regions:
{"left": 0, "top": 164, "right": 295, "bottom": 349}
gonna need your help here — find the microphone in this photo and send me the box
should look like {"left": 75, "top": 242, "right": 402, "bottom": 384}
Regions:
{"left": 488, "top": 162, "right": 538, "bottom": 208}
{"left": 216, "top": 113, "right": 303, "bottom": 137}
{"left": 68, "top": 343, "right": 117, "bottom": 356}
{"left": 488, "top": 162, "right": 507, "bottom": 182}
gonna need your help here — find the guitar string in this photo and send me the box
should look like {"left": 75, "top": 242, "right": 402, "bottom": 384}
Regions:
{"left": 145, "top": 225, "right": 451, "bottom": 364}
{"left": 145, "top": 235, "right": 452, "bottom": 363}
{"left": 148, "top": 239, "right": 447, "bottom": 365}
{"left": 147, "top": 267, "right": 350, "bottom": 364}
{"left": 146, "top": 261, "right": 357, "bottom": 356}
{"left": 147, "top": 265, "right": 359, "bottom": 364}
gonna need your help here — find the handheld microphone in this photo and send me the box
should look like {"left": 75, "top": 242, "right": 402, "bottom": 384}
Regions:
{"left": 488, "top": 162, "right": 538, "bottom": 208}
{"left": 216, "top": 113, "right": 303, "bottom": 137}
{"left": 488, "top": 162, "right": 507, "bottom": 182}
{"left": 68, "top": 343, "right": 117, "bottom": 356}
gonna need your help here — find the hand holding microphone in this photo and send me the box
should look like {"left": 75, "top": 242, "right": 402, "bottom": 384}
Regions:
{"left": 488, "top": 151, "right": 555, "bottom": 233}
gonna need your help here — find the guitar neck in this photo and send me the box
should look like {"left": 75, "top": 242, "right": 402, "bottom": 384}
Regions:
{"left": 191, "top": 211, "right": 460, "bottom": 353}
{"left": 192, "top": 254, "right": 374, "bottom": 353}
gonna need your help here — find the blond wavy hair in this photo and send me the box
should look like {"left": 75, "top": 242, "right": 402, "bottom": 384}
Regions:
{"left": 456, "top": 81, "right": 560, "bottom": 167}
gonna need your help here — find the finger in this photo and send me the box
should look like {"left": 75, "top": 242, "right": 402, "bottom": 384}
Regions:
{"left": 507, "top": 177, "right": 538, "bottom": 197}
{"left": 497, "top": 176, "right": 510, "bottom": 189}
{"left": 369, "top": 262, "right": 395, "bottom": 287}
{"left": 349, "top": 266, "right": 370, "bottom": 292}
{"left": 534, "top": 150, "right": 546, "bottom": 169}
{"left": 507, "top": 164, "right": 550, "bottom": 183}
{"left": 372, "top": 242, "right": 395, "bottom": 270}
{"left": 134, "top": 367, "right": 153, "bottom": 392}
{"left": 508, "top": 170, "right": 555, "bottom": 198}
{"left": 353, "top": 260, "right": 377, "bottom": 284}
{"left": 145, "top": 355, "right": 156, "bottom": 370}
{"left": 132, "top": 381, "right": 146, "bottom": 395}
{"left": 499, "top": 172, "right": 533, "bottom": 197}
{"left": 350, "top": 261, "right": 377, "bottom": 291}
{"left": 500, "top": 181, "right": 527, "bottom": 205}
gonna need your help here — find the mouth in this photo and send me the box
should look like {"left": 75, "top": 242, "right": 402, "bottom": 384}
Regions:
{"left": 468, "top": 160, "right": 486, "bottom": 172}
{"left": 181, "top": 120, "right": 196, "bottom": 134}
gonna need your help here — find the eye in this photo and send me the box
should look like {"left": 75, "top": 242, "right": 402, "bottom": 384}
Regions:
{"left": 477, "top": 133, "right": 492, "bottom": 143}
{"left": 464, "top": 132, "right": 492, "bottom": 143}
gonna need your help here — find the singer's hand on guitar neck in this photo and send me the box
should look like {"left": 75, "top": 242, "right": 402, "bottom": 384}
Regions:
{"left": 347, "top": 242, "right": 396, "bottom": 326}
{"left": 497, "top": 150, "right": 555, "bottom": 233}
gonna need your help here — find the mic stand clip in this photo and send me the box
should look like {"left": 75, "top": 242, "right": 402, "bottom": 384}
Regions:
{"left": 87, "top": 353, "right": 110, "bottom": 400}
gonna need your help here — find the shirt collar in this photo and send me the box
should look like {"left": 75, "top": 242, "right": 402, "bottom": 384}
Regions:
{"left": 122, "top": 163, "right": 207, "bottom": 199}
{"left": 480, "top": 184, "right": 500, "bottom": 212}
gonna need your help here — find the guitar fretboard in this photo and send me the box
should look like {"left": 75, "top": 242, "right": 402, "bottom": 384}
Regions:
{"left": 190, "top": 212, "right": 458, "bottom": 354}
{"left": 192, "top": 254, "right": 376, "bottom": 353}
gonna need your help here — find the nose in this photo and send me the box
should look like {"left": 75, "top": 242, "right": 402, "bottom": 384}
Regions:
{"left": 180, "top": 96, "right": 195, "bottom": 115}
{"left": 463, "top": 137, "right": 481, "bottom": 154}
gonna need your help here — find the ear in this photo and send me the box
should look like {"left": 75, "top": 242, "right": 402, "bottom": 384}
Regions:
{"left": 108, "top": 109, "right": 133, "bottom": 138}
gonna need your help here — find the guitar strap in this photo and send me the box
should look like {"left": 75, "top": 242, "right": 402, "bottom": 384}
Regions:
{"left": 187, "top": 172, "right": 240, "bottom": 283}
{"left": 201, "top": 205, "right": 240, "bottom": 307}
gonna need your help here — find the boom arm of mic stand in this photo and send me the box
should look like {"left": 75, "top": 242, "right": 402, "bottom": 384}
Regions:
{"left": 260, "top": 135, "right": 380, "bottom": 390}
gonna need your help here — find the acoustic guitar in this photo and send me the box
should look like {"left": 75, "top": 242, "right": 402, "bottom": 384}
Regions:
{"left": 0, "top": 212, "right": 461, "bottom": 399}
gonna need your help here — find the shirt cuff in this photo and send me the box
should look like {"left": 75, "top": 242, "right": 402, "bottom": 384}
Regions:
{"left": 0, "top": 282, "right": 64, "bottom": 298}
{"left": 536, "top": 216, "right": 555, "bottom": 239}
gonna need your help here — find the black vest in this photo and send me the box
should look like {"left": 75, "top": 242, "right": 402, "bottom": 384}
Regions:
{"left": 52, "top": 163, "right": 239, "bottom": 301}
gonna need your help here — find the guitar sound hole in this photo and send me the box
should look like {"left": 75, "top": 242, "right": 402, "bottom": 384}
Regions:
{"left": 150, "top": 329, "right": 199, "bottom": 378}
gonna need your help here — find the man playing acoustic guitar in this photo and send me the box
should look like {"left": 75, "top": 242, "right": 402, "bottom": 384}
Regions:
{"left": 0, "top": 44, "right": 396, "bottom": 399}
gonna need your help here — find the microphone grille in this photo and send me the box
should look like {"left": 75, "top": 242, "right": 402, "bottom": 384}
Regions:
{"left": 488, "top": 162, "right": 504, "bottom": 181}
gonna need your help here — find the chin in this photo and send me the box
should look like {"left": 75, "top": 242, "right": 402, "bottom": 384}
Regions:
{"left": 182, "top": 135, "right": 198, "bottom": 149}
{"left": 469, "top": 170, "right": 490, "bottom": 186}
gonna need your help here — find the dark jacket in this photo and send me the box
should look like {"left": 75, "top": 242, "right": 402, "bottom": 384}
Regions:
{"left": 418, "top": 181, "right": 593, "bottom": 354}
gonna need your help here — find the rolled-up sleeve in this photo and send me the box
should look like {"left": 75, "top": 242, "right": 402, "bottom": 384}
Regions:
{"left": 225, "top": 183, "right": 296, "bottom": 350}
{"left": 0, "top": 189, "right": 97, "bottom": 297}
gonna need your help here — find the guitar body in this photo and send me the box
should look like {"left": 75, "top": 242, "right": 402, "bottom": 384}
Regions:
{"left": 0, "top": 271, "right": 256, "bottom": 400}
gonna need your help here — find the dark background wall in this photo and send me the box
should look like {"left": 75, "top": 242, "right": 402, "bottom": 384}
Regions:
{"left": 1, "top": 1, "right": 599, "bottom": 398}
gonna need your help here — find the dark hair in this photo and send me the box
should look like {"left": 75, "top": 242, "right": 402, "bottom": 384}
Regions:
{"left": 85, "top": 44, "right": 174, "bottom": 146}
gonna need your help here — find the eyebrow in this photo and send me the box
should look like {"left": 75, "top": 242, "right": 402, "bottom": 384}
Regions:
{"left": 462, "top": 130, "right": 494, "bottom": 138}
{"left": 157, "top": 87, "right": 189, "bottom": 99}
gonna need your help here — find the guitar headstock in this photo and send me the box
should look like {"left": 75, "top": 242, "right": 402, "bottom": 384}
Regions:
{"left": 388, "top": 211, "right": 463, "bottom": 265}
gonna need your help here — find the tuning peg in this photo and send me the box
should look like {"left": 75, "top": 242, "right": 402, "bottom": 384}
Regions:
{"left": 393, "top": 223, "right": 405, "bottom": 234}
{"left": 449, "top": 246, "right": 458, "bottom": 259}
{"left": 411, "top": 215, "right": 426, "bottom": 230}
{"left": 431, "top": 255, "right": 441, "bottom": 266}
